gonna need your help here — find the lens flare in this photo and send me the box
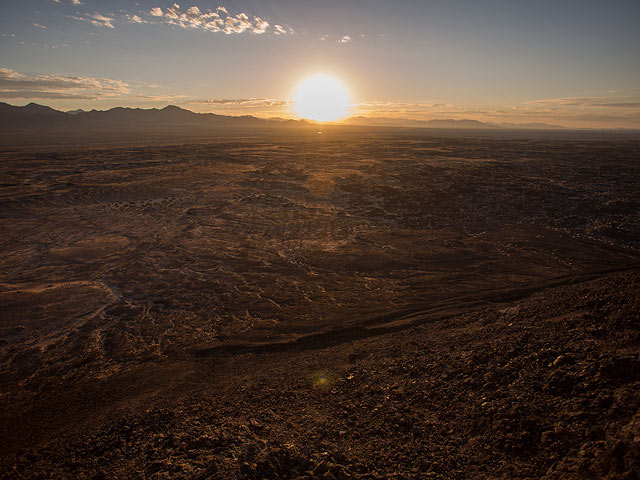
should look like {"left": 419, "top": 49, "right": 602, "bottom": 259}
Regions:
{"left": 311, "top": 370, "right": 334, "bottom": 388}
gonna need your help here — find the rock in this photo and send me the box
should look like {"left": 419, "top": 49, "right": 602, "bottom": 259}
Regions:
{"left": 552, "top": 354, "right": 573, "bottom": 367}
{"left": 313, "top": 460, "right": 330, "bottom": 475}
{"left": 249, "top": 418, "right": 263, "bottom": 429}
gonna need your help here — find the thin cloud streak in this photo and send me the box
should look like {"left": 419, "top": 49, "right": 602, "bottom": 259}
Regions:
{"left": 350, "top": 96, "right": 640, "bottom": 128}
{"left": 525, "top": 96, "right": 640, "bottom": 108}
{"left": 72, "top": 13, "right": 115, "bottom": 29}
{"left": 0, "top": 91, "right": 97, "bottom": 100}
{"left": 0, "top": 67, "right": 130, "bottom": 100}
{"left": 184, "top": 98, "right": 288, "bottom": 107}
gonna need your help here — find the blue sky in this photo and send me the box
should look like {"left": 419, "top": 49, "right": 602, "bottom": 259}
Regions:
{"left": 1, "top": 0, "right": 639, "bottom": 127}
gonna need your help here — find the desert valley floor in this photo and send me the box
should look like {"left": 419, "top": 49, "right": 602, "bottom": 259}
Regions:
{"left": 1, "top": 129, "right": 639, "bottom": 479}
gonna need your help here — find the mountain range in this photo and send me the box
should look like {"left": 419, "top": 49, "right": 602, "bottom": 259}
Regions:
{"left": 0, "top": 102, "right": 576, "bottom": 133}
{"left": 0, "top": 102, "right": 297, "bottom": 130}
{"left": 338, "top": 115, "right": 567, "bottom": 130}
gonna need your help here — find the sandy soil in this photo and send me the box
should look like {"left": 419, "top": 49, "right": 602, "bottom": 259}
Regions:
{"left": 0, "top": 130, "right": 639, "bottom": 478}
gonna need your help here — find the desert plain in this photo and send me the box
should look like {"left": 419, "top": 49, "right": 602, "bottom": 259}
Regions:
{"left": 1, "top": 128, "right": 639, "bottom": 479}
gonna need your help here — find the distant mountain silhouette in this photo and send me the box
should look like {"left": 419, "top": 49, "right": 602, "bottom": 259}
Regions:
{"left": 0, "top": 103, "right": 592, "bottom": 144}
{"left": 341, "top": 116, "right": 567, "bottom": 130}
{"left": 1, "top": 103, "right": 572, "bottom": 133}
{"left": 0, "top": 102, "right": 290, "bottom": 131}
{"left": 340, "top": 116, "right": 500, "bottom": 129}
{"left": 497, "top": 122, "right": 567, "bottom": 130}
{"left": 0, "top": 102, "right": 316, "bottom": 146}
{"left": 0, "top": 102, "right": 69, "bottom": 127}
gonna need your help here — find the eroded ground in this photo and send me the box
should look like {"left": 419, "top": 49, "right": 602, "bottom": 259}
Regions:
{"left": 1, "top": 130, "right": 639, "bottom": 478}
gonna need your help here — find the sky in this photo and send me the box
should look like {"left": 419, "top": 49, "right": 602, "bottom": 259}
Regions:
{"left": 1, "top": 0, "right": 639, "bottom": 128}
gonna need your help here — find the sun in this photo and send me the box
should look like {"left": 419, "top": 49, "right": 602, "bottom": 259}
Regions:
{"left": 293, "top": 74, "right": 350, "bottom": 122}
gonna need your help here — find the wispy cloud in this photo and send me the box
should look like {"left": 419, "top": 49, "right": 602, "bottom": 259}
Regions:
{"left": 0, "top": 68, "right": 288, "bottom": 113}
{"left": 72, "top": 13, "right": 115, "bottom": 29}
{"left": 32, "top": 23, "right": 47, "bottom": 29}
{"left": 525, "top": 96, "right": 640, "bottom": 108}
{"left": 0, "top": 91, "right": 97, "bottom": 100}
{"left": 146, "top": 4, "right": 293, "bottom": 36}
{"left": 184, "top": 98, "right": 288, "bottom": 107}
{"left": 0, "top": 67, "right": 130, "bottom": 100}
{"left": 273, "top": 24, "right": 294, "bottom": 35}
{"left": 124, "top": 14, "right": 147, "bottom": 24}
{"left": 348, "top": 96, "right": 640, "bottom": 128}
{"left": 178, "top": 97, "right": 292, "bottom": 117}
{"left": 62, "top": 2, "right": 294, "bottom": 36}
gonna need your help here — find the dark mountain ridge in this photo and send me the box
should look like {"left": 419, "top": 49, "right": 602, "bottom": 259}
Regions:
{"left": 0, "top": 102, "right": 278, "bottom": 128}
{"left": 1, "top": 102, "right": 571, "bottom": 132}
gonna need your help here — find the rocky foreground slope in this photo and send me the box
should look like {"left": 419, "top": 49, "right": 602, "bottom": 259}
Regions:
{"left": 2, "top": 268, "right": 639, "bottom": 479}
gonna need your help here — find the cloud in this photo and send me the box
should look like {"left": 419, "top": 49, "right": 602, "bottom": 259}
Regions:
{"left": 186, "top": 6, "right": 201, "bottom": 17}
{"left": 273, "top": 24, "right": 294, "bottom": 35}
{"left": 252, "top": 17, "right": 269, "bottom": 34}
{"left": 132, "top": 93, "right": 188, "bottom": 102}
{"left": 525, "top": 96, "right": 640, "bottom": 108}
{"left": 50, "top": 0, "right": 85, "bottom": 6}
{"left": 356, "top": 101, "right": 448, "bottom": 110}
{"left": 0, "top": 68, "right": 130, "bottom": 100}
{"left": 339, "top": 35, "right": 351, "bottom": 43}
{"left": 0, "top": 91, "right": 97, "bottom": 100}
{"left": 185, "top": 98, "right": 288, "bottom": 107}
{"left": 597, "top": 103, "right": 640, "bottom": 108}
{"left": 65, "top": 3, "right": 289, "bottom": 36}
{"left": 223, "top": 13, "right": 252, "bottom": 34}
{"left": 362, "top": 100, "right": 640, "bottom": 128}
{"left": 32, "top": 23, "right": 47, "bottom": 29}
{"left": 179, "top": 97, "right": 291, "bottom": 116}
{"left": 73, "top": 13, "right": 115, "bottom": 28}
{"left": 126, "top": 14, "right": 147, "bottom": 24}
{"left": 164, "top": 3, "right": 180, "bottom": 19}
{"left": 146, "top": 3, "right": 281, "bottom": 35}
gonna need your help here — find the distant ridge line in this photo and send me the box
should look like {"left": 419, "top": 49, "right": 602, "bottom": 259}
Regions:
{"left": 0, "top": 102, "right": 303, "bottom": 130}
{"left": 0, "top": 102, "right": 637, "bottom": 132}
{"left": 339, "top": 115, "right": 569, "bottom": 130}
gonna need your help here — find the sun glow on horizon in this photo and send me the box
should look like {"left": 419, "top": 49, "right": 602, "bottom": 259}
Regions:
{"left": 293, "top": 74, "right": 350, "bottom": 122}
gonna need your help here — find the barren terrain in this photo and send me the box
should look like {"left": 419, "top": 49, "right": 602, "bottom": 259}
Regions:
{"left": 1, "top": 130, "right": 639, "bottom": 478}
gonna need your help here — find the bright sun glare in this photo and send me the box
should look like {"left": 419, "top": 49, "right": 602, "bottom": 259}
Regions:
{"left": 293, "top": 74, "right": 350, "bottom": 122}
